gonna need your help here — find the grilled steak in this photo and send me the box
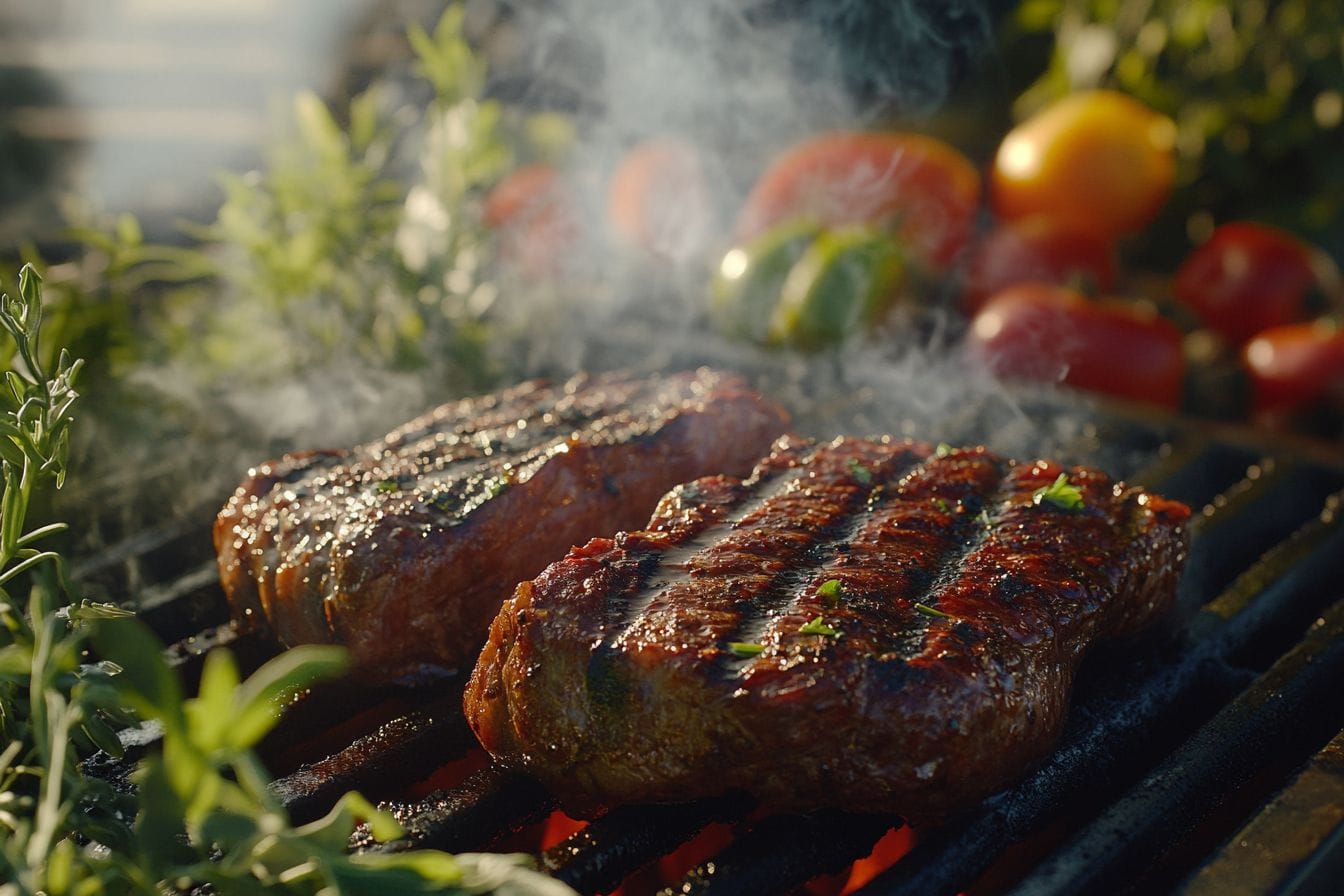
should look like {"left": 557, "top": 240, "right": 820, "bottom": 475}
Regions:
{"left": 214, "top": 369, "right": 790, "bottom": 679}
{"left": 465, "top": 436, "right": 1190, "bottom": 819}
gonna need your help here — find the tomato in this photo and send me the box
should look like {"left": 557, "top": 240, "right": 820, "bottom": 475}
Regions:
{"left": 991, "top": 90, "right": 1176, "bottom": 240}
{"left": 969, "top": 283, "right": 1186, "bottom": 408}
{"left": 961, "top": 215, "right": 1118, "bottom": 315}
{"left": 1242, "top": 320, "right": 1344, "bottom": 419}
{"left": 735, "top": 131, "right": 980, "bottom": 270}
{"left": 1173, "top": 221, "right": 1331, "bottom": 345}
{"left": 482, "top": 163, "right": 579, "bottom": 276}
{"left": 607, "top": 138, "right": 714, "bottom": 262}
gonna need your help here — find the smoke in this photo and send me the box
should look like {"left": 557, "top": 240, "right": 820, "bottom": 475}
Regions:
{"left": 474, "top": 0, "right": 1159, "bottom": 476}
{"left": 67, "top": 0, "right": 1095, "bottom": 552}
{"left": 494, "top": 0, "right": 997, "bottom": 262}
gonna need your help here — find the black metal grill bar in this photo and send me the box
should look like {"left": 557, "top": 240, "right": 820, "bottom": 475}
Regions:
{"left": 660, "top": 810, "right": 899, "bottom": 896}
{"left": 1005, "top": 598, "right": 1344, "bottom": 896}
{"left": 542, "top": 797, "right": 747, "bottom": 894}
{"left": 355, "top": 767, "right": 554, "bottom": 854}
{"left": 1183, "top": 728, "right": 1344, "bottom": 896}
{"left": 853, "top": 490, "right": 1344, "bottom": 896}
{"left": 269, "top": 691, "right": 476, "bottom": 825}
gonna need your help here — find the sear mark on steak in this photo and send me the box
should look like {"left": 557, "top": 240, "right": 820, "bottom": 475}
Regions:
{"left": 213, "top": 369, "right": 790, "bottom": 680}
{"left": 464, "top": 436, "right": 1191, "bottom": 820}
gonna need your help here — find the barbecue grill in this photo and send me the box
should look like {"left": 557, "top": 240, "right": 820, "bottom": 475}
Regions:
{"left": 12, "top": 1, "right": 1343, "bottom": 891}
{"left": 71, "top": 387, "right": 1344, "bottom": 896}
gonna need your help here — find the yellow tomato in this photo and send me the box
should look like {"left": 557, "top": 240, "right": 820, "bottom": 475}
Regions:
{"left": 991, "top": 90, "right": 1177, "bottom": 239}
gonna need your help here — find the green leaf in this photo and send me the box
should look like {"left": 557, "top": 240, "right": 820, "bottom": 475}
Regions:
{"left": 132, "top": 756, "right": 193, "bottom": 870}
{"left": 0, "top": 643, "right": 32, "bottom": 676}
{"left": 1032, "top": 472, "right": 1085, "bottom": 511}
{"left": 114, "top": 213, "right": 143, "bottom": 248}
{"left": 187, "top": 649, "right": 240, "bottom": 753}
{"left": 78, "top": 713, "right": 124, "bottom": 759}
{"left": 228, "top": 645, "right": 348, "bottom": 750}
{"left": 45, "top": 835, "right": 75, "bottom": 894}
{"left": 727, "top": 641, "right": 764, "bottom": 657}
{"left": 914, "top": 602, "right": 952, "bottom": 619}
{"left": 87, "top": 616, "right": 183, "bottom": 731}
{"left": 455, "top": 852, "right": 579, "bottom": 894}
{"left": 294, "top": 91, "right": 347, "bottom": 161}
{"left": 816, "top": 579, "right": 844, "bottom": 607}
{"left": 196, "top": 808, "right": 260, "bottom": 853}
{"left": 847, "top": 459, "right": 874, "bottom": 486}
{"left": 799, "top": 616, "right": 840, "bottom": 637}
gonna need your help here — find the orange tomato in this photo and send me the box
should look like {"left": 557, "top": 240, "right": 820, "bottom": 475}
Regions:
{"left": 607, "top": 138, "right": 714, "bottom": 262}
{"left": 735, "top": 130, "right": 980, "bottom": 270}
{"left": 991, "top": 90, "right": 1177, "bottom": 239}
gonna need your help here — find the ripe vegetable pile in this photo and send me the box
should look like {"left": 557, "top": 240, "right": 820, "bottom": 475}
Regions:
{"left": 485, "top": 89, "right": 1344, "bottom": 439}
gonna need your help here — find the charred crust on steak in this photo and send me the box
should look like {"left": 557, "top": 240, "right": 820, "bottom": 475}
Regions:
{"left": 464, "top": 436, "right": 1190, "bottom": 820}
{"left": 214, "top": 369, "right": 790, "bottom": 680}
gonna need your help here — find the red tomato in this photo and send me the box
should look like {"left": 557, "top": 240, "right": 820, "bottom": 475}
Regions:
{"left": 961, "top": 216, "right": 1118, "bottom": 315}
{"left": 735, "top": 131, "right": 980, "bottom": 270}
{"left": 482, "top": 163, "right": 579, "bottom": 277}
{"left": 607, "top": 138, "right": 714, "bottom": 262}
{"left": 1173, "top": 222, "right": 1330, "bottom": 345}
{"left": 991, "top": 90, "right": 1176, "bottom": 240}
{"left": 969, "top": 283, "right": 1186, "bottom": 408}
{"left": 1242, "top": 320, "right": 1344, "bottom": 418}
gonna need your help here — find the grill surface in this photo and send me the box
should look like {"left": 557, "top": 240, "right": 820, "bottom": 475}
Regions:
{"left": 75, "top": 393, "right": 1344, "bottom": 896}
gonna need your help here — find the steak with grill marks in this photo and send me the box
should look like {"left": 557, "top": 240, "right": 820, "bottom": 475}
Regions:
{"left": 213, "top": 369, "right": 790, "bottom": 680}
{"left": 464, "top": 435, "right": 1190, "bottom": 819}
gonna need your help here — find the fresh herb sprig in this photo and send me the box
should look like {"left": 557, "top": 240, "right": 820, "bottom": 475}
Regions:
{"left": 1032, "top": 472, "right": 1085, "bottom": 511}
{"left": 0, "top": 267, "right": 573, "bottom": 895}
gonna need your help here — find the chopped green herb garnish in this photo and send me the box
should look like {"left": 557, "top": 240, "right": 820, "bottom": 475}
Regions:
{"left": 935, "top": 442, "right": 954, "bottom": 458}
{"left": 934, "top": 497, "right": 951, "bottom": 513}
{"left": 486, "top": 476, "right": 510, "bottom": 498}
{"left": 375, "top": 478, "right": 400, "bottom": 493}
{"left": 728, "top": 641, "right": 765, "bottom": 657}
{"left": 978, "top": 509, "right": 992, "bottom": 528}
{"left": 799, "top": 616, "right": 840, "bottom": 637}
{"left": 848, "top": 459, "right": 873, "bottom": 486}
{"left": 914, "top": 602, "right": 952, "bottom": 619}
{"left": 1032, "top": 472, "right": 1085, "bottom": 511}
{"left": 817, "top": 578, "right": 844, "bottom": 607}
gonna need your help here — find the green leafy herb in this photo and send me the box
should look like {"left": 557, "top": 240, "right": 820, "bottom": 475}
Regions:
{"left": 934, "top": 497, "right": 951, "bottom": 513}
{"left": 914, "top": 602, "right": 952, "bottom": 619}
{"left": 728, "top": 641, "right": 765, "bottom": 657}
{"left": 1032, "top": 473, "right": 1085, "bottom": 511}
{"left": 799, "top": 616, "right": 840, "bottom": 637}
{"left": 0, "top": 263, "right": 576, "bottom": 894}
{"left": 816, "top": 578, "right": 844, "bottom": 608}
{"left": 847, "top": 459, "right": 873, "bottom": 486}
{"left": 375, "top": 478, "right": 401, "bottom": 493}
{"left": 935, "top": 442, "right": 954, "bottom": 458}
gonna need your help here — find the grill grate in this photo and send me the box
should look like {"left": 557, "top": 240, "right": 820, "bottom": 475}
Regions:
{"left": 77, "top": 400, "right": 1344, "bottom": 896}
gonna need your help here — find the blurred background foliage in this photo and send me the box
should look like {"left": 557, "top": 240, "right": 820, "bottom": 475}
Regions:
{"left": 0, "top": 0, "right": 1340, "bottom": 534}
{"left": 1002, "top": 0, "right": 1344, "bottom": 266}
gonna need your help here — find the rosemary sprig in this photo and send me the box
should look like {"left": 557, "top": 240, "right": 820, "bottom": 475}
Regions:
{"left": 0, "top": 265, "right": 572, "bottom": 894}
